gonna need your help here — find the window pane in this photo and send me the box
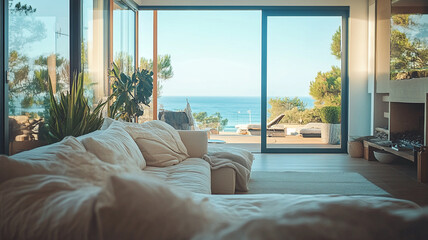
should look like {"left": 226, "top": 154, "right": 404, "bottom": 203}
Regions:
{"left": 82, "top": 0, "right": 108, "bottom": 105}
{"left": 266, "top": 16, "right": 342, "bottom": 149}
{"left": 390, "top": 0, "right": 428, "bottom": 80}
{"left": 145, "top": 10, "right": 261, "bottom": 151}
{"left": 138, "top": 10, "right": 154, "bottom": 122}
{"left": 113, "top": 2, "right": 135, "bottom": 75}
{"left": 8, "top": 0, "right": 69, "bottom": 154}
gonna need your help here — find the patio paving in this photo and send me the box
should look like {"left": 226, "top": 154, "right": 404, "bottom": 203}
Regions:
{"left": 209, "top": 132, "right": 340, "bottom": 152}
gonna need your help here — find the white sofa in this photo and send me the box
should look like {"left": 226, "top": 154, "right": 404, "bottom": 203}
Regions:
{"left": 1, "top": 122, "right": 427, "bottom": 240}
{"left": 4, "top": 123, "right": 236, "bottom": 195}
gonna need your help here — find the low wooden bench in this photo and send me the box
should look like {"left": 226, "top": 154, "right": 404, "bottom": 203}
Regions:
{"left": 363, "top": 140, "right": 428, "bottom": 183}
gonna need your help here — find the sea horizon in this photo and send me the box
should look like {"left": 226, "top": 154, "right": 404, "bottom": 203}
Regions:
{"left": 158, "top": 96, "right": 315, "bottom": 132}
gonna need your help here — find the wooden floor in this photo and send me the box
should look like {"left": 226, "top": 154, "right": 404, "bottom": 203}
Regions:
{"left": 252, "top": 153, "right": 428, "bottom": 206}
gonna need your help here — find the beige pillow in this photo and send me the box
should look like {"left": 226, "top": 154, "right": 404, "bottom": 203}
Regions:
{"left": 80, "top": 121, "right": 146, "bottom": 169}
{"left": 123, "top": 120, "right": 189, "bottom": 167}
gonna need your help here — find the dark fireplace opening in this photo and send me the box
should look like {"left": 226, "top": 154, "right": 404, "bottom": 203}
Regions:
{"left": 390, "top": 102, "right": 425, "bottom": 149}
{"left": 391, "top": 131, "right": 424, "bottom": 148}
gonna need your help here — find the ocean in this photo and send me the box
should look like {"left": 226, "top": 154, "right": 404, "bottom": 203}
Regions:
{"left": 158, "top": 96, "right": 315, "bottom": 132}
{"left": 10, "top": 95, "right": 315, "bottom": 133}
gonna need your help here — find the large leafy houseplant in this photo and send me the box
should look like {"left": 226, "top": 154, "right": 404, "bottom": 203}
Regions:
{"left": 46, "top": 72, "right": 108, "bottom": 143}
{"left": 108, "top": 62, "right": 154, "bottom": 122}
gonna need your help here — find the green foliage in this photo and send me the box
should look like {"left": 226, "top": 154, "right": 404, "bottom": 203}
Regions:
{"left": 10, "top": 1, "right": 36, "bottom": 15}
{"left": 193, "top": 112, "right": 228, "bottom": 131}
{"left": 320, "top": 106, "right": 341, "bottom": 124}
{"left": 267, "top": 97, "right": 321, "bottom": 124}
{"left": 309, "top": 66, "right": 341, "bottom": 107}
{"left": 114, "top": 52, "right": 134, "bottom": 76}
{"left": 46, "top": 72, "right": 108, "bottom": 143}
{"left": 140, "top": 55, "right": 174, "bottom": 80}
{"left": 391, "top": 14, "right": 415, "bottom": 27}
{"left": 8, "top": 50, "right": 69, "bottom": 117}
{"left": 140, "top": 55, "right": 174, "bottom": 96}
{"left": 269, "top": 97, "right": 306, "bottom": 112}
{"left": 108, "top": 62, "right": 154, "bottom": 122}
{"left": 390, "top": 14, "right": 428, "bottom": 80}
{"left": 331, "top": 26, "right": 341, "bottom": 60}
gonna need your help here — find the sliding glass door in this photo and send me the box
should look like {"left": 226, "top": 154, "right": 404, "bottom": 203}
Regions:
{"left": 139, "top": 10, "right": 262, "bottom": 152}
{"left": 261, "top": 9, "right": 348, "bottom": 153}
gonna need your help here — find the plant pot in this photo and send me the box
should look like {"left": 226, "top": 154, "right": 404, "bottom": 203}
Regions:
{"left": 348, "top": 141, "right": 363, "bottom": 158}
{"left": 321, "top": 123, "right": 341, "bottom": 144}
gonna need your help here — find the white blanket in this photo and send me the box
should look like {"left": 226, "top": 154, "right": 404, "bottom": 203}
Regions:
{"left": 203, "top": 145, "right": 254, "bottom": 192}
{"left": 2, "top": 172, "right": 427, "bottom": 240}
{"left": 193, "top": 194, "right": 428, "bottom": 240}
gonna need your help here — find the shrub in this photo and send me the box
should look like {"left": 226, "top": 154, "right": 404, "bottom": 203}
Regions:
{"left": 193, "top": 112, "right": 228, "bottom": 131}
{"left": 320, "top": 106, "right": 341, "bottom": 124}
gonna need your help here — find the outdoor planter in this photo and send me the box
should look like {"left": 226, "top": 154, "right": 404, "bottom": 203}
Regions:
{"left": 321, "top": 123, "right": 341, "bottom": 145}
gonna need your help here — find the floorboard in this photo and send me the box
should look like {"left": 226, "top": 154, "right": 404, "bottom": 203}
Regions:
{"left": 251, "top": 153, "right": 428, "bottom": 206}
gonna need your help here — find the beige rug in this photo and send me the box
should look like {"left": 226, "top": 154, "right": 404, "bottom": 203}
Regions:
{"left": 243, "top": 171, "right": 390, "bottom": 196}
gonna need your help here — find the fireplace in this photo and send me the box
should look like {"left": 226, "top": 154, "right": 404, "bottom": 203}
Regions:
{"left": 389, "top": 102, "right": 425, "bottom": 147}
{"left": 368, "top": 101, "right": 428, "bottom": 182}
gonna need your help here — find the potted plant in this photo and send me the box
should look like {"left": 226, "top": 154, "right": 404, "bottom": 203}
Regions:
{"left": 348, "top": 136, "right": 376, "bottom": 158}
{"left": 108, "top": 62, "right": 154, "bottom": 122}
{"left": 320, "top": 106, "right": 341, "bottom": 144}
{"left": 46, "top": 72, "right": 109, "bottom": 143}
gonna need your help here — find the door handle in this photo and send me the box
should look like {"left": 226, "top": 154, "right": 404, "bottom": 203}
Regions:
{"left": 5, "top": 70, "right": 9, "bottom": 83}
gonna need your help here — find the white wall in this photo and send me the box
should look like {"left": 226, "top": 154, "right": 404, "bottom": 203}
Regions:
{"left": 137, "top": 0, "right": 371, "bottom": 138}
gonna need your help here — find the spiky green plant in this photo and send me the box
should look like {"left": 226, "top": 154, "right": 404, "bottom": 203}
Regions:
{"left": 108, "top": 62, "right": 154, "bottom": 122}
{"left": 47, "top": 72, "right": 108, "bottom": 143}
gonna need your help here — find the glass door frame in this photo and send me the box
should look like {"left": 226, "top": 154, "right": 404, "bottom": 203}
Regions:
{"left": 1, "top": 0, "right": 8, "bottom": 154}
{"left": 261, "top": 7, "right": 349, "bottom": 153}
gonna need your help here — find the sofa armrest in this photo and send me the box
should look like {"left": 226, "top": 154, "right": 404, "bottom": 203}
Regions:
{"left": 177, "top": 130, "right": 208, "bottom": 158}
{"left": 211, "top": 168, "right": 236, "bottom": 194}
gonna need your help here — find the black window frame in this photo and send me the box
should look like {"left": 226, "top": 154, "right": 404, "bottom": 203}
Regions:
{"left": 1, "top": 0, "right": 8, "bottom": 154}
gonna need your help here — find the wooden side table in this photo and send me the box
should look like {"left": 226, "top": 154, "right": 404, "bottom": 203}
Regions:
{"left": 363, "top": 140, "right": 428, "bottom": 183}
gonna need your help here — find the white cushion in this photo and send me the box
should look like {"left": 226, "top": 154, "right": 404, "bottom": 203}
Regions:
{"left": 1, "top": 136, "right": 140, "bottom": 185}
{"left": 144, "top": 158, "right": 211, "bottom": 194}
{"left": 80, "top": 121, "right": 146, "bottom": 169}
{"left": 11, "top": 136, "right": 86, "bottom": 161}
{"left": 101, "top": 117, "right": 115, "bottom": 130}
{"left": 1, "top": 137, "right": 85, "bottom": 184}
{"left": 123, "top": 120, "right": 189, "bottom": 167}
{"left": 95, "top": 173, "right": 219, "bottom": 240}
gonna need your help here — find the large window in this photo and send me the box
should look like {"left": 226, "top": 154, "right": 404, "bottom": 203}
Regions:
{"left": 8, "top": 0, "right": 70, "bottom": 154}
{"left": 390, "top": 0, "right": 428, "bottom": 80}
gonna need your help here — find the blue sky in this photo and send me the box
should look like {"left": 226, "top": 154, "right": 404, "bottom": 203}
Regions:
{"left": 139, "top": 10, "right": 341, "bottom": 97}
{"left": 11, "top": 0, "right": 70, "bottom": 60}
{"left": 11, "top": 3, "right": 341, "bottom": 98}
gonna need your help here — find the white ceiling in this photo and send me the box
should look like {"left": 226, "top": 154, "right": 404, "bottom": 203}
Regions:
{"left": 134, "top": 0, "right": 354, "bottom": 7}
